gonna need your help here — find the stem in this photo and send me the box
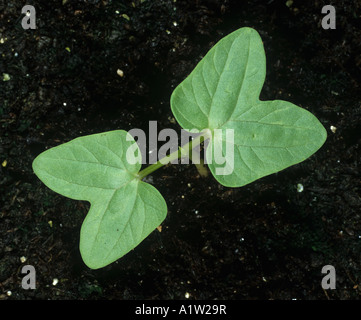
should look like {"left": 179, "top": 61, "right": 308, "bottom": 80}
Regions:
{"left": 193, "top": 159, "right": 209, "bottom": 178}
{"left": 137, "top": 130, "right": 210, "bottom": 180}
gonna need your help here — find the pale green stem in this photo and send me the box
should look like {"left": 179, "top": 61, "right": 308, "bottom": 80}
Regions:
{"left": 137, "top": 131, "right": 210, "bottom": 180}
{"left": 193, "top": 159, "right": 209, "bottom": 177}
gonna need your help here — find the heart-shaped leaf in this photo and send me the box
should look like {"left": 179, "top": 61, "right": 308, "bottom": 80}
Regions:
{"left": 33, "top": 130, "right": 167, "bottom": 269}
{"left": 171, "top": 27, "right": 327, "bottom": 187}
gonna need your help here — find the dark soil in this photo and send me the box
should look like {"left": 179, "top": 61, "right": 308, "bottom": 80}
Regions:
{"left": 1, "top": 0, "right": 360, "bottom": 300}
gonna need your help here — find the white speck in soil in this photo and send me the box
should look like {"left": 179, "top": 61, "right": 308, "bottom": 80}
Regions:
{"left": 297, "top": 183, "right": 304, "bottom": 193}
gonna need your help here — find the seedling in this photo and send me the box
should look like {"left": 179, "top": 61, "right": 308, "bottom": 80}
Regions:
{"left": 33, "top": 27, "right": 327, "bottom": 269}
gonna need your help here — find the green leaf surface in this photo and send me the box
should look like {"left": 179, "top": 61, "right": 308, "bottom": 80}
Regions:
{"left": 33, "top": 130, "right": 167, "bottom": 269}
{"left": 171, "top": 27, "right": 327, "bottom": 187}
